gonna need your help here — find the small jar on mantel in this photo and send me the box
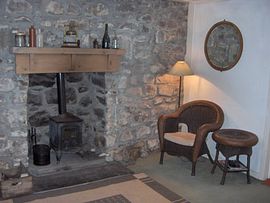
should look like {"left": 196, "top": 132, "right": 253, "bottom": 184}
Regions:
{"left": 111, "top": 31, "right": 120, "bottom": 49}
{"left": 15, "top": 32, "right": 26, "bottom": 47}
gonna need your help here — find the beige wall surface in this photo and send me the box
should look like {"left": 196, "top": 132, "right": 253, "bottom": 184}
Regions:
{"left": 186, "top": 0, "right": 270, "bottom": 180}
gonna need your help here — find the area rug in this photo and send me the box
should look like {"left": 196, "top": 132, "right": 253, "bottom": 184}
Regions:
{"left": 8, "top": 173, "right": 190, "bottom": 203}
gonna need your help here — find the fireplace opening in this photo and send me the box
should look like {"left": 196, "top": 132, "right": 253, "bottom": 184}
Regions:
{"left": 27, "top": 72, "right": 107, "bottom": 172}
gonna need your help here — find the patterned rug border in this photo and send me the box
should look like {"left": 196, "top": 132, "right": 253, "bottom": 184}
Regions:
{"left": 12, "top": 173, "right": 190, "bottom": 203}
{"left": 134, "top": 173, "right": 189, "bottom": 203}
{"left": 86, "top": 194, "right": 131, "bottom": 203}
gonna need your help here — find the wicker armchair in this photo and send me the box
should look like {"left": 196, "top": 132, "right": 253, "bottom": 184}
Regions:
{"left": 158, "top": 100, "right": 224, "bottom": 176}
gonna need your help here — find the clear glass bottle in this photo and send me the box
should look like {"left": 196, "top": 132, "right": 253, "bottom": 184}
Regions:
{"left": 36, "top": 28, "right": 44, "bottom": 48}
{"left": 111, "top": 31, "right": 119, "bottom": 49}
{"left": 102, "top": 23, "right": 110, "bottom": 49}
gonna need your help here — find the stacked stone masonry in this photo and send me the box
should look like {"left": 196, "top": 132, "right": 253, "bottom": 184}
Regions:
{"left": 0, "top": 0, "right": 188, "bottom": 166}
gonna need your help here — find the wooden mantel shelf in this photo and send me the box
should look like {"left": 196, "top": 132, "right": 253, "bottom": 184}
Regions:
{"left": 13, "top": 47, "right": 125, "bottom": 74}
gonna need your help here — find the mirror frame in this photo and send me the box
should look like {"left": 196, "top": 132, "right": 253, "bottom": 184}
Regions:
{"left": 204, "top": 20, "right": 243, "bottom": 71}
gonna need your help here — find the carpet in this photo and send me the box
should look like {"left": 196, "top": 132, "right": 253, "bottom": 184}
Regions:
{"left": 7, "top": 173, "right": 190, "bottom": 203}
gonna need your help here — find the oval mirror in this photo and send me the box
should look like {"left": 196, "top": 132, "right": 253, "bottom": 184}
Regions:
{"left": 204, "top": 20, "right": 243, "bottom": 71}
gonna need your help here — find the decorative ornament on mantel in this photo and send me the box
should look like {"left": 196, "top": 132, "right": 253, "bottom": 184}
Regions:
{"left": 62, "top": 21, "right": 80, "bottom": 48}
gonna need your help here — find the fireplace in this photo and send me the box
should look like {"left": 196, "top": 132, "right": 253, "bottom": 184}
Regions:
{"left": 9, "top": 47, "right": 126, "bottom": 166}
{"left": 49, "top": 73, "right": 83, "bottom": 162}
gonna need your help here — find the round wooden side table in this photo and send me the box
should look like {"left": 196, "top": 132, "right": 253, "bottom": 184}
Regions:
{"left": 211, "top": 129, "right": 258, "bottom": 185}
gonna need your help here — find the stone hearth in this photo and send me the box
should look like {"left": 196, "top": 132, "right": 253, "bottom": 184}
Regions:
{"left": 29, "top": 154, "right": 133, "bottom": 192}
{"left": 28, "top": 150, "right": 103, "bottom": 177}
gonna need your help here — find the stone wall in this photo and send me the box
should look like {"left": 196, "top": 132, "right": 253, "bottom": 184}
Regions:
{"left": 0, "top": 0, "right": 188, "bottom": 166}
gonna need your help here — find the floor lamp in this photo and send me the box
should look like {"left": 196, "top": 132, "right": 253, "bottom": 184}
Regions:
{"left": 168, "top": 61, "right": 193, "bottom": 108}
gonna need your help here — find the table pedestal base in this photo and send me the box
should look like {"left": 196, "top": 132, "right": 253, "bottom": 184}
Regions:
{"left": 211, "top": 144, "right": 251, "bottom": 185}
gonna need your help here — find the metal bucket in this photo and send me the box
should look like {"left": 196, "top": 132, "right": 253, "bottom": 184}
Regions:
{"left": 33, "top": 144, "right": 50, "bottom": 166}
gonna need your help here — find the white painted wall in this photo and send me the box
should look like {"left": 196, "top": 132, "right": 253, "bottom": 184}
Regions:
{"left": 185, "top": 0, "right": 270, "bottom": 180}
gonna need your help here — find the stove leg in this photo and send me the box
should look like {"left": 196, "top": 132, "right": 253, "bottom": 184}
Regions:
{"left": 55, "top": 149, "right": 62, "bottom": 163}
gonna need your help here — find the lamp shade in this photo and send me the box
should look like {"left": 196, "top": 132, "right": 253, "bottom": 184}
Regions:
{"left": 168, "top": 61, "right": 193, "bottom": 76}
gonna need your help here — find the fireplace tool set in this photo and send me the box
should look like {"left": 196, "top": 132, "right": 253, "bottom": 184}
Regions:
{"left": 28, "top": 127, "right": 50, "bottom": 166}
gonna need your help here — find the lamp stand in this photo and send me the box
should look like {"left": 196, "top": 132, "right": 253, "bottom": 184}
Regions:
{"left": 178, "top": 76, "right": 182, "bottom": 108}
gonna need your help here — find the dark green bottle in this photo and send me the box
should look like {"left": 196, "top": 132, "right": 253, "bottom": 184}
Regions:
{"left": 102, "top": 23, "right": 110, "bottom": 49}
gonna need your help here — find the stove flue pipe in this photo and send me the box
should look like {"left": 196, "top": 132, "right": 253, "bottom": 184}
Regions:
{"left": 56, "top": 73, "right": 67, "bottom": 114}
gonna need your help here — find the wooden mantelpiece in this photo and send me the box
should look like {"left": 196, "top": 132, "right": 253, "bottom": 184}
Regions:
{"left": 13, "top": 47, "right": 125, "bottom": 74}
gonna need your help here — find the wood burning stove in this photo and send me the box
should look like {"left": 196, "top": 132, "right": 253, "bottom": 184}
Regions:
{"left": 49, "top": 73, "right": 82, "bottom": 162}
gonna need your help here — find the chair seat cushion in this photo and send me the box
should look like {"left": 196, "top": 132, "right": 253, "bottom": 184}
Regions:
{"left": 164, "top": 132, "right": 196, "bottom": 146}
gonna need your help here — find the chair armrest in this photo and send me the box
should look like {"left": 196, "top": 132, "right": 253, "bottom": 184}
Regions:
{"left": 192, "top": 122, "right": 223, "bottom": 161}
{"left": 158, "top": 112, "right": 180, "bottom": 150}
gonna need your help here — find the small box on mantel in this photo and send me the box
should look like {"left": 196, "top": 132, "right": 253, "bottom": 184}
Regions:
{"left": 0, "top": 175, "right": 32, "bottom": 199}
